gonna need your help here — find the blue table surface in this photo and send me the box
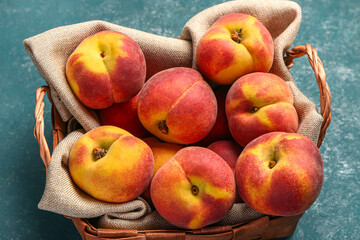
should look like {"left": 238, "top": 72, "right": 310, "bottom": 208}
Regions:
{"left": 1, "top": 0, "right": 359, "bottom": 239}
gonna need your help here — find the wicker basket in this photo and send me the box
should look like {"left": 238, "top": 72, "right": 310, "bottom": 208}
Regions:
{"left": 34, "top": 44, "right": 331, "bottom": 240}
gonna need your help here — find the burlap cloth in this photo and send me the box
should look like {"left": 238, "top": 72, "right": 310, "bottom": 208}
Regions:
{"left": 24, "top": 0, "right": 324, "bottom": 230}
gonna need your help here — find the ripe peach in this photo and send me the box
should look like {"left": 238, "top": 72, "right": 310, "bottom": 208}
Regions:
{"left": 150, "top": 147, "right": 236, "bottom": 229}
{"left": 137, "top": 67, "right": 217, "bottom": 144}
{"left": 97, "top": 91, "right": 149, "bottom": 139}
{"left": 66, "top": 30, "right": 146, "bottom": 109}
{"left": 226, "top": 72, "right": 298, "bottom": 147}
{"left": 235, "top": 132, "right": 324, "bottom": 216}
{"left": 196, "top": 13, "right": 274, "bottom": 85}
{"left": 68, "top": 126, "right": 154, "bottom": 203}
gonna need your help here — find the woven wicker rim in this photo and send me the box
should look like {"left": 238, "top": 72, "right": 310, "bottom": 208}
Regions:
{"left": 33, "top": 44, "right": 331, "bottom": 239}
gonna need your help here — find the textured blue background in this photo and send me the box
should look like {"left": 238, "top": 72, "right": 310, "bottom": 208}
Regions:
{"left": 1, "top": 0, "right": 359, "bottom": 239}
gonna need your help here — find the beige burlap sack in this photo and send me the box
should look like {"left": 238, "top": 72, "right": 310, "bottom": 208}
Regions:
{"left": 25, "top": 0, "right": 324, "bottom": 230}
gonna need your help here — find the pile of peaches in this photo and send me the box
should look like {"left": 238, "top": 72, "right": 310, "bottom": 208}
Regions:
{"left": 66, "top": 13, "right": 324, "bottom": 229}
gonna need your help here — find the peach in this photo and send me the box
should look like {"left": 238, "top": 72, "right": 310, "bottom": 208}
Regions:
{"left": 141, "top": 137, "right": 183, "bottom": 202}
{"left": 97, "top": 91, "right": 149, "bottom": 139}
{"left": 68, "top": 126, "right": 154, "bottom": 203}
{"left": 235, "top": 132, "right": 324, "bottom": 216}
{"left": 207, "top": 140, "right": 243, "bottom": 202}
{"left": 137, "top": 67, "right": 217, "bottom": 144}
{"left": 66, "top": 30, "right": 146, "bottom": 109}
{"left": 226, "top": 72, "right": 298, "bottom": 147}
{"left": 150, "top": 147, "right": 236, "bottom": 229}
{"left": 196, "top": 86, "right": 232, "bottom": 146}
{"left": 196, "top": 13, "right": 274, "bottom": 85}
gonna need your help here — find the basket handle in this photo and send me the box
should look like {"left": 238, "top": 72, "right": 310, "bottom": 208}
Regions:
{"left": 34, "top": 86, "right": 66, "bottom": 171}
{"left": 285, "top": 43, "right": 331, "bottom": 147}
{"left": 34, "top": 86, "right": 52, "bottom": 171}
{"left": 34, "top": 44, "right": 331, "bottom": 170}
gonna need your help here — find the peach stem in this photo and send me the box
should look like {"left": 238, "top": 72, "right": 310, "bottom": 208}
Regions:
{"left": 231, "top": 29, "right": 243, "bottom": 43}
{"left": 93, "top": 147, "right": 107, "bottom": 160}
{"left": 269, "top": 160, "right": 277, "bottom": 169}
{"left": 158, "top": 120, "right": 169, "bottom": 134}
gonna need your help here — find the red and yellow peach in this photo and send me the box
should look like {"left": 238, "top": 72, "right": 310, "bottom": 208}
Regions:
{"left": 138, "top": 67, "right": 217, "bottom": 144}
{"left": 226, "top": 72, "right": 298, "bottom": 147}
{"left": 68, "top": 126, "right": 154, "bottom": 203}
{"left": 196, "top": 13, "right": 274, "bottom": 85}
{"left": 235, "top": 132, "right": 324, "bottom": 216}
{"left": 150, "top": 146, "right": 236, "bottom": 229}
{"left": 66, "top": 31, "right": 146, "bottom": 109}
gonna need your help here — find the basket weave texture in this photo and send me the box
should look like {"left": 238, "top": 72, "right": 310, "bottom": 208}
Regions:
{"left": 30, "top": 0, "right": 331, "bottom": 239}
